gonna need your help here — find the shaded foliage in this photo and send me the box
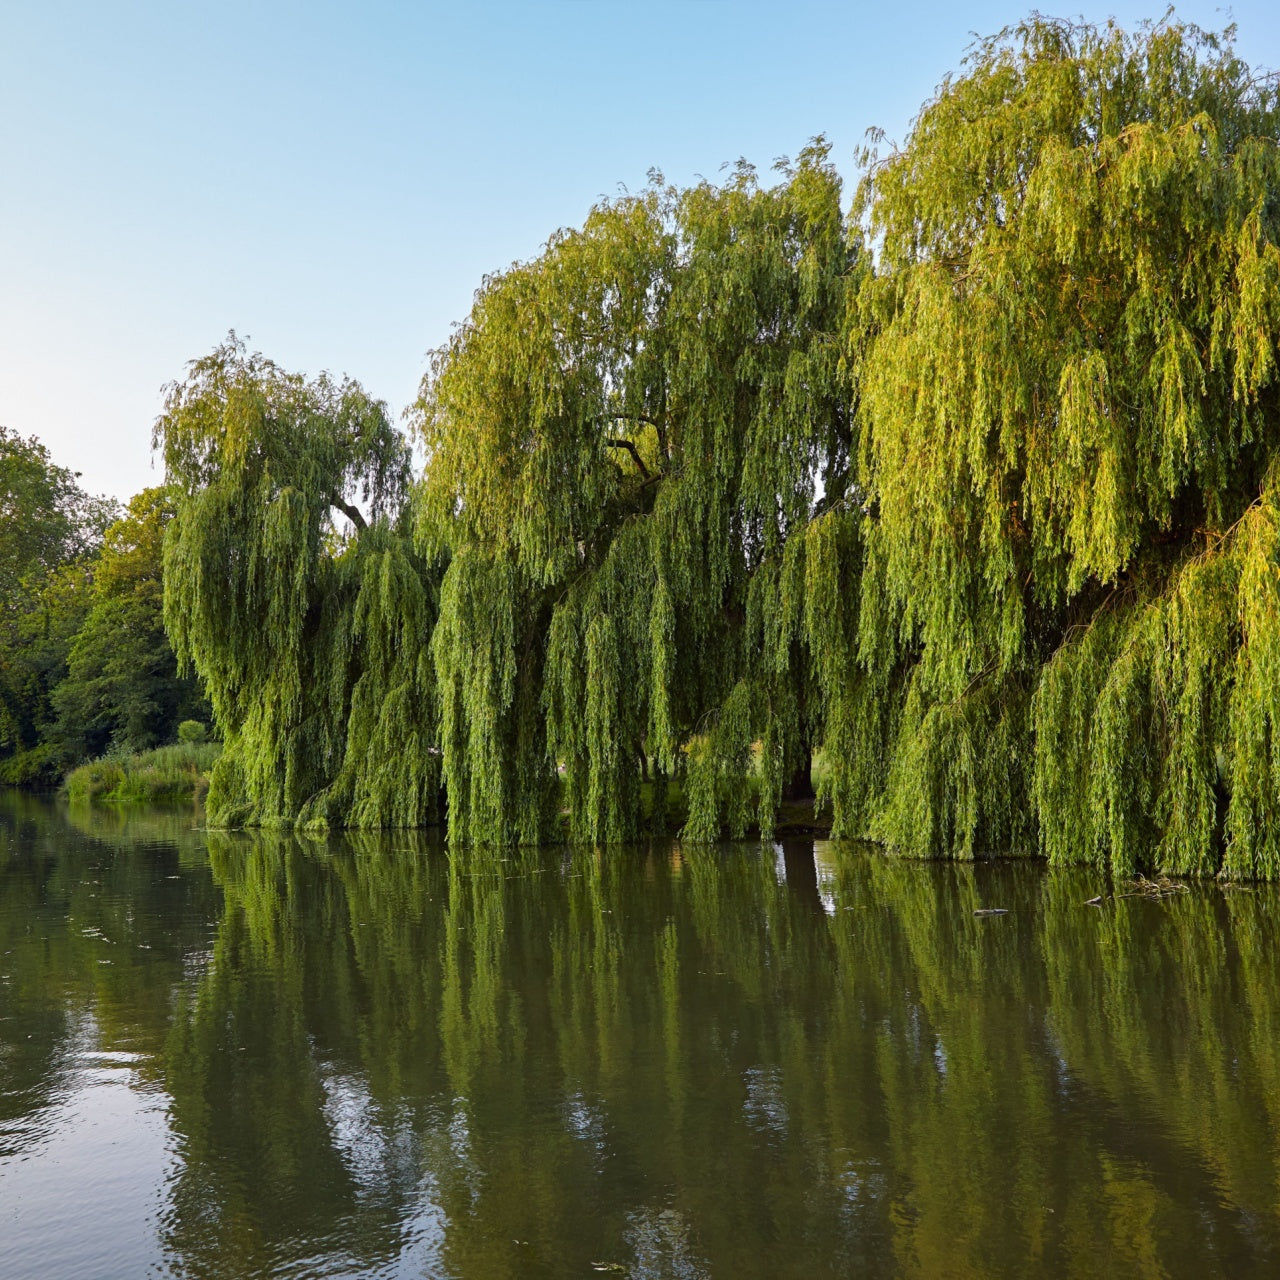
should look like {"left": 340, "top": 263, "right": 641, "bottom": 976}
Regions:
{"left": 53, "top": 487, "right": 208, "bottom": 758}
{"left": 0, "top": 427, "right": 116, "bottom": 783}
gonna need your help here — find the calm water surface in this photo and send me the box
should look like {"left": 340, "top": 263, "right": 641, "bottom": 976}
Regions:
{"left": 2, "top": 794, "right": 1280, "bottom": 1278}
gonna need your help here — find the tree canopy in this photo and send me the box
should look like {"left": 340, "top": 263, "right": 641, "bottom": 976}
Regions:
{"left": 154, "top": 16, "right": 1280, "bottom": 878}
{"left": 0, "top": 427, "right": 116, "bottom": 783}
{"left": 415, "top": 143, "right": 857, "bottom": 845}
{"left": 853, "top": 15, "right": 1280, "bottom": 876}
{"left": 155, "top": 337, "right": 442, "bottom": 829}
{"left": 52, "top": 487, "right": 208, "bottom": 758}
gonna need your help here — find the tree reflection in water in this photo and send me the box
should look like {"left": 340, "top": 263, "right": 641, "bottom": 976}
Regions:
{"left": 167, "top": 830, "right": 1280, "bottom": 1277}
{"left": 3, "top": 796, "right": 1280, "bottom": 1278}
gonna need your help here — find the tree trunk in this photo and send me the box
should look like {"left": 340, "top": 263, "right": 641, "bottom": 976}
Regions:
{"left": 782, "top": 749, "right": 814, "bottom": 801}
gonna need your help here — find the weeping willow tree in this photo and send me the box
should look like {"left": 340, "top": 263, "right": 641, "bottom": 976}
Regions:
{"left": 156, "top": 337, "right": 442, "bottom": 829}
{"left": 851, "top": 15, "right": 1280, "bottom": 875}
{"left": 412, "top": 15, "right": 1280, "bottom": 869}
{"left": 157, "top": 17, "right": 1280, "bottom": 877}
{"left": 414, "top": 143, "right": 860, "bottom": 844}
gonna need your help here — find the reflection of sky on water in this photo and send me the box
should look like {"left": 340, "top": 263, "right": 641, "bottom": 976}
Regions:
{"left": 742, "top": 1065, "right": 789, "bottom": 1140}
{"left": 0, "top": 1014, "right": 177, "bottom": 1280}
{"left": 624, "top": 1205, "right": 708, "bottom": 1279}
{"left": 814, "top": 841, "right": 841, "bottom": 915}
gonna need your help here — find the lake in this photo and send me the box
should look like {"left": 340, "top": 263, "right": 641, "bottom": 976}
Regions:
{"left": 2, "top": 793, "right": 1279, "bottom": 1277}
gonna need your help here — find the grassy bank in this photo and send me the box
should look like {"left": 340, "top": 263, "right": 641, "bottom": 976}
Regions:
{"left": 66, "top": 742, "right": 221, "bottom": 805}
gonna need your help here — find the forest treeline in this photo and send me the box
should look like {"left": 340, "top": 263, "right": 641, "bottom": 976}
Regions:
{"left": 0, "top": 431, "right": 208, "bottom": 787}
{"left": 9, "top": 16, "right": 1280, "bottom": 876}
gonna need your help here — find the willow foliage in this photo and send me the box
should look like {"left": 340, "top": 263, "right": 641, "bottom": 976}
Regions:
{"left": 416, "top": 16, "right": 1280, "bottom": 869}
{"left": 158, "top": 18, "right": 1280, "bottom": 877}
{"left": 415, "top": 144, "right": 858, "bottom": 845}
{"left": 156, "top": 337, "right": 442, "bottom": 829}
{"left": 855, "top": 15, "right": 1280, "bottom": 873}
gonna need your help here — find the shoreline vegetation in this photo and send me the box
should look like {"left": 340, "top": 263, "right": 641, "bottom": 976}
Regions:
{"left": 55, "top": 740, "right": 832, "bottom": 839}
{"left": 64, "top": 741, "right": 221, "bottom": 805}
{"left": 10, "top": 15, "right": 1280, "bottom": 878}
{"left": 0, "top": 478, "right": 210, "bottom": 792}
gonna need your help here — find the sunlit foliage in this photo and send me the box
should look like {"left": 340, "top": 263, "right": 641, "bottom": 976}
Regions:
{"left": 156, "top": 18, "right": 1280, "bottom": 876}
{"left": 155, "top": 337, "right": 442, "bottom": 828}
{"left": 416, "top": 144, "right": 857, "bottom": 844}
{"left": 852, "top": 16, "right": 1280, "bottom": 873}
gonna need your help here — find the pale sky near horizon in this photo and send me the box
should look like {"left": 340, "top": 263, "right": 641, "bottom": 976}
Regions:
{"left": 2, "top": 1, "right": 1276, "bottom": 503}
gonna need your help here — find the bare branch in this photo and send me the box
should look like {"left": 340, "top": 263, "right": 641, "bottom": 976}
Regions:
{"left": 329, "top": 495, "right": 368, "bottom": 530}
{"left": 604, "top": 437, "right": 651, "bottom": 481}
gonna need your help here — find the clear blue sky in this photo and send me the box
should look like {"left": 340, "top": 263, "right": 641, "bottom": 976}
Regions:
{"left": 2, "top": 1, "right": 1276, "bottom": 502}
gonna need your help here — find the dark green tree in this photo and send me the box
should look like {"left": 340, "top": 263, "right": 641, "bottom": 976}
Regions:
{"left": 52, "top": 487, "right": 208, "bottom": 757}
{"left": 0, "top": 427, "right": 115, "bottom": 784}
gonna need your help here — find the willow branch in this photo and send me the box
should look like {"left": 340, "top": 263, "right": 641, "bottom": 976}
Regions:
{"left": 592, "top": 410, "right": 666, "bottom": 435}
{"left": 608, "top": 411, "right": 665, "bottom": 432}
{"left": 604, "top": 438, "right": 651, "bottom": 480}
{"left": 329, "top": 495, "right": 368, "bottom": 530}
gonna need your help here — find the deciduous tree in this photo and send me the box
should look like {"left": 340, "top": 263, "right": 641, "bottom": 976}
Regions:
{"left": 155, "top": 337, "right": 441, "bottom": 827}
{"left": 415, "top": 144, "right": 857, "bottom": 843}
{"left": 853, "top": 15, "right": 1280, "bottom": 874}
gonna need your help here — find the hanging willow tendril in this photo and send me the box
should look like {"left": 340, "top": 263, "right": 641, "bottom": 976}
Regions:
{"left": 156, "top": 336, "right": 443, "bottom": 829}
{"left": 854, "top": 14, "right": 1280, "bottom": 874}
{"left": 415, "top": 142, "right": 857, "bottom": 845}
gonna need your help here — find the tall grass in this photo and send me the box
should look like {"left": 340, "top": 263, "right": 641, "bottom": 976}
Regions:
{"left": 66, "top": 742, "right": 222, "bottom": 805}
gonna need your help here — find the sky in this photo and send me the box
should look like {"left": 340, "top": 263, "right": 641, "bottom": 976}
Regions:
{"left": 2, "top": 0, "right": 1277, "bottom": 503}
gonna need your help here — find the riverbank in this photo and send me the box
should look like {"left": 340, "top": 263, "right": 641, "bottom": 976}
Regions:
{"left": 65, "top": 742, "right": 221, "bottom": 804}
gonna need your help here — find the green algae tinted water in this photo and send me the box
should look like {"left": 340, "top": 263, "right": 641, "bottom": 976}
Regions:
{"left": 2, "top": 794, "right": 1280, "bottom": 1278}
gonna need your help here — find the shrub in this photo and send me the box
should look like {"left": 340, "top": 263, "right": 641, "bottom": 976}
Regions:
{"left": 0, "top": 742, "right": 67, "bottom": 789}
{"left": 65, "top": 741, "right": 222, "bottom": 805}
